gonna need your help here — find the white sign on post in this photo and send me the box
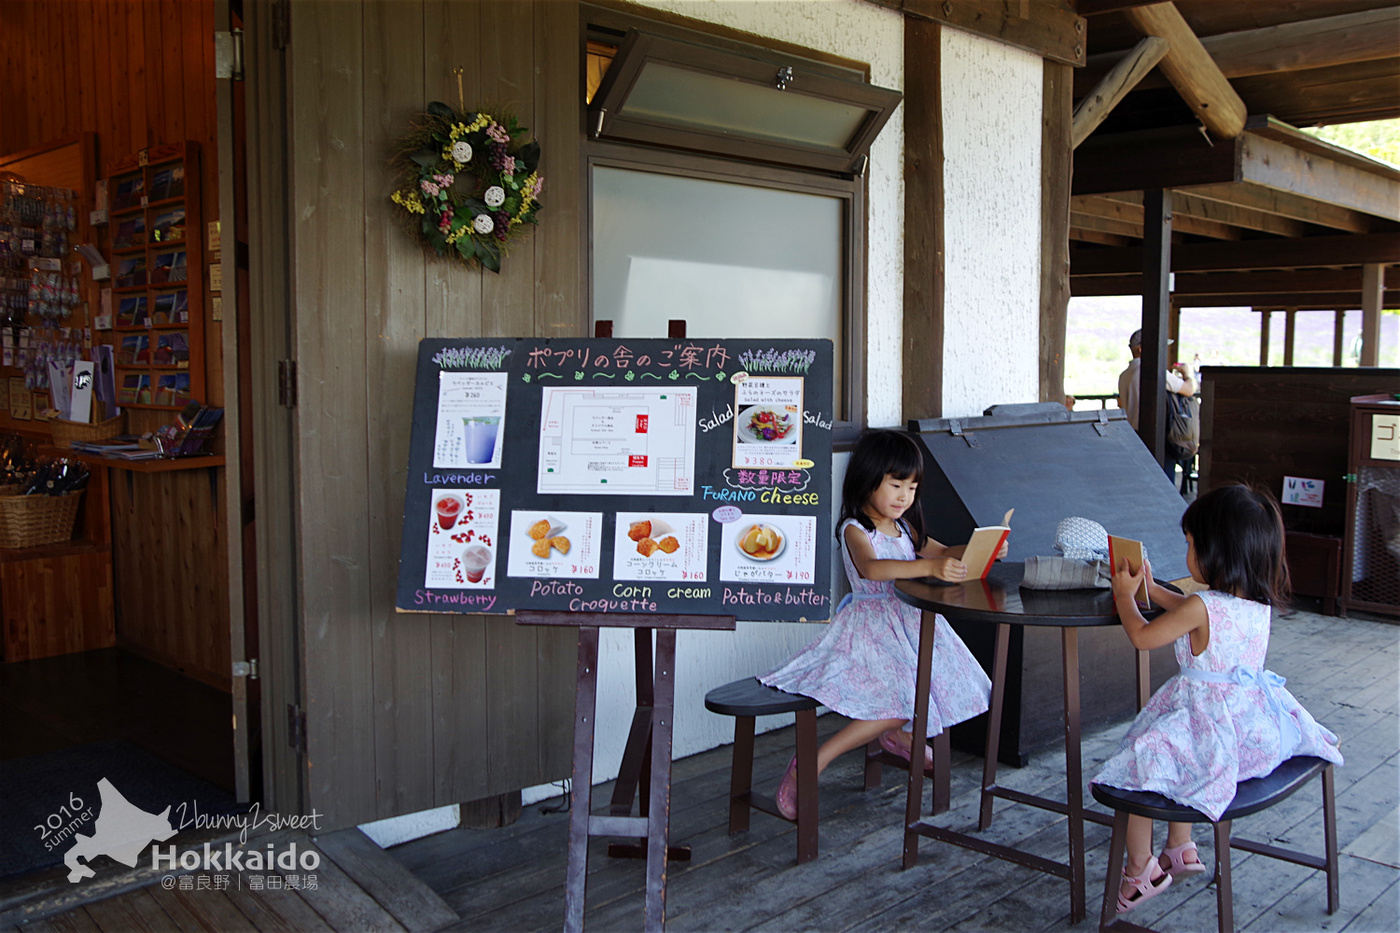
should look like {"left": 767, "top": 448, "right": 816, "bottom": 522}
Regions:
{"left": 1281, "top": 475, "right": 1325, "bottom": 509}
{"left": 1370, "top": 413, "right": 1400, "bottom": 462}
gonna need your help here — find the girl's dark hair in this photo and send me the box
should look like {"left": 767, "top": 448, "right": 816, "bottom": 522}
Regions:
{"left": 839, "top": 429, "right": 928, "bottom": 549}
{"left": 1181, "top": 484, "right": 1291, "bottom": 606}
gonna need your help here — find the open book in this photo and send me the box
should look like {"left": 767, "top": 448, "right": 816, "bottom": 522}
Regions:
{"left": 960, "top": 508, "right": 1014, "bottom": 580}
{"left": 1107, "top": 534, "right": 1151, "bottom": 607}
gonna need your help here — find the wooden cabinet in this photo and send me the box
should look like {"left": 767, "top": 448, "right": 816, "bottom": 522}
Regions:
{"left": 106, "top": 141, "right": 204, "bottom": 410}
{"left": 1340, "top": 394, "right": 1400, "bottom": 618}
{"left": 0, "top": 466, "right": 115, "bottom": 661}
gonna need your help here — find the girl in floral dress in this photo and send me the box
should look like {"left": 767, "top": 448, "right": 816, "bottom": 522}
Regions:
{"left": 761, "top": 430, "right": 996, "bottom": 818}
{"left": 1094, "top": 485, "right": 1343, "bottom": 914}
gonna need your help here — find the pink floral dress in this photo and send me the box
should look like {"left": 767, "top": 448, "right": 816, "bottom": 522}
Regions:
{"left": 760, "top": 518, "right": 991, "bottom": 736}
{"left": 1093, "top": 590, "right": 1343, "bottom": 821}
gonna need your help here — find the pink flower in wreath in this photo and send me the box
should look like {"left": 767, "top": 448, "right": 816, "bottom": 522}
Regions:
{"left": 432, "top": 173, "right": 454, "bottom": 188}
{"left": 486, "top": 122, "right": 510, "bottom": 144}
{"left": 420, "top": 179, "right": 440, "bottom": 197}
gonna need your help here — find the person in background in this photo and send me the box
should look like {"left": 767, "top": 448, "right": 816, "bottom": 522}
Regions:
{"left": 1118, "top": 329, "right": 1197, "bottom": 483}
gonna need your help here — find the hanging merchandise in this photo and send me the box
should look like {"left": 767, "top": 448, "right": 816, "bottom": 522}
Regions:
{"left": 0, "top": 182, "right": 78, "bottom": 326}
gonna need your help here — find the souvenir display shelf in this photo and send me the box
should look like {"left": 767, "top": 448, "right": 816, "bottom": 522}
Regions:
{"left": 106, "top": 141, "right": 204, "bottom": 410}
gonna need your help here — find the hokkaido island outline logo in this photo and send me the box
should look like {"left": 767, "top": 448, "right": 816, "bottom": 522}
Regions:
{"left": 57, "top": 778, "right": 177, "bottom": 883}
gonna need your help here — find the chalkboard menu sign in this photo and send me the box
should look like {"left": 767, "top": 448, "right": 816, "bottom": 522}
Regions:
{"left": 396, "top": 338, "right": 834, "bottom": 621}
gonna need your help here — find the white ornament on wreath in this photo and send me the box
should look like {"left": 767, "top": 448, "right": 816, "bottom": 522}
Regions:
{"left": 473, "top": 214, "right": 495, "bottom": 235}
{"left": 451, "top": 140, "right": 473, "bottom": 163}
{"left": 484, "top": 186, "right": 506, "bottom": 208}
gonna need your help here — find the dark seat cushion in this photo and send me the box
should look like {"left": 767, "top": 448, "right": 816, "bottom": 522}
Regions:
{"left": 1091, "top": 756, "right": 1330, "bottom": 823}
{"left": 705, "top": 677, "right": 819, "bottom": 717}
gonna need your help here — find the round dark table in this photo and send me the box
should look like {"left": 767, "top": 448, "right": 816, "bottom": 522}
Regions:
{"left": 895, "top": 561, "right": 1159, "bottom": 924}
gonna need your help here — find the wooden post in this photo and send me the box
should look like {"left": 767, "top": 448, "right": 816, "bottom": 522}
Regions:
{"left": 1283, "top": 308, "right": 1297, "bottom": 365}
{"left": 1333, "top": 310, "right": 1346, "bottom": 366}
{"left": 1258, "top": 309, "right": 1271, "bottom": 366}
{"left": 1360, "top": 263, "right": 1384, "bottom": 366}
{"left": 1040, "top": 58, "right": 1073, "bottom": 406}
{"left": 903, "top": 17, "right": 944, "bottom": 421}
{"left": 1168, "top": 300, "right": 1180, "bottom": 367}
{"left": 1140, "top": 188, "right": 1171, "bottom": 464}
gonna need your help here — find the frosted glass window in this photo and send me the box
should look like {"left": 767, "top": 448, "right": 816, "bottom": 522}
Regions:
{"left": 592, "top": 166, "right": 844, "bottom": 403}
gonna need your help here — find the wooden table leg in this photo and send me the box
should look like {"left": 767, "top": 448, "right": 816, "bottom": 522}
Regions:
{"left": 644, "top": 629, "right": 678, "bottom": 932}
{"left": 902, "top": 610, "right": 937, "bottom": 869}
{"left": 1062, "top": 627, "right": 1086, "bottom": 925}
{"left": 564, "top": 626, "right": 600, "bottom": 933}
{"left": 978, "top": 622, "right": 1011, "bottom": 831}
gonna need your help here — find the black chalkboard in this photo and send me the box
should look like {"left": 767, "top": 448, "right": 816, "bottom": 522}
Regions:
{"left": 396, "top": 338, "right": 833, "bottom": 620}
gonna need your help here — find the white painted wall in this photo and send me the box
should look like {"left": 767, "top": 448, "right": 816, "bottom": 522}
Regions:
{"left": 939, "top": 28, "right": 1043, "bottom": 417}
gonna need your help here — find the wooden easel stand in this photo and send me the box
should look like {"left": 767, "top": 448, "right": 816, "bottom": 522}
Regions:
{"left": 516, "top": 610, "right": 736, "bottom": 933}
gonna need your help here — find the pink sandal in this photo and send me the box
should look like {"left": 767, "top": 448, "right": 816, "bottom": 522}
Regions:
{"left": 1117, "top": 861, "right": 1172, "bottom": 914}
{"left": 775, "top": 756, "right": 799, "bottom": 820}
{"left": 1159, "top": 840, "right": 1207, "bottom": 878}
{"left": 878, "top": 729, "right": 935, "bottom": 770}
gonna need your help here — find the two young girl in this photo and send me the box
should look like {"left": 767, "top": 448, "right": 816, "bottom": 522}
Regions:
{"left": 1094, "top": 484, "right": 1343, "bottom": 914}
{"left": 761, "top": 430, "right": 997, "bottom": 817}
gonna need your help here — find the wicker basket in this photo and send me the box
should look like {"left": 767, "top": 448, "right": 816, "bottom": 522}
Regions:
{"left": 49, "top": 414, "right": 125, "bottom": 448}
{"left": 0, "top": 489, "right": 83, "bottom": 548}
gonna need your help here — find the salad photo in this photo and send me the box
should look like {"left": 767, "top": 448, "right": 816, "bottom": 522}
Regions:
{"left": 737, "top": 405, "right": 798, "bottom": 444}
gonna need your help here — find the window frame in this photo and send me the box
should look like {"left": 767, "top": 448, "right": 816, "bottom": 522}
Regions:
{"left": 581, "top": 6, "right": 875, "bottom": 444}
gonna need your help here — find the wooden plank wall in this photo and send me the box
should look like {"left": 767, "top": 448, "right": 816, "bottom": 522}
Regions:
{"left": 1201, "top": 366, "right": 1400, "bottom": 537}
{"left": 284, "top": 0, "right": 579, "bottom": 827}
{"left": 0, "top": 0, "right": 230, "bottom": 688}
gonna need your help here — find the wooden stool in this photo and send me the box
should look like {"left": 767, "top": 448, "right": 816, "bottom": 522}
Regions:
{"left": 1091, "top": 756, "right": 1338, "bottom": 933}
{"left": 705, "top": 678, "right": 950, "bottom": 864}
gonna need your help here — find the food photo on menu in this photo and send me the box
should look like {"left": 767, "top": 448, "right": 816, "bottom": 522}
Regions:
{"left": 612, "top": 512, "right": 709, "bottom": 581}
{"left": 423, "top": 489, "right": 500, "bottom": 589}
{"left": 718, "top": 513, "right": 818, "bottom": 584}
{"left": 506, "top": 510, "right": 602, "bottom": 579}
{"left": 732, "top": 375, "right": 804, "bottom": 470}
{"left": 432, "top": 371, "right": 508, "bottom": 470}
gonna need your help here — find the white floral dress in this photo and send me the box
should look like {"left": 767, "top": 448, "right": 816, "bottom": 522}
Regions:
{"left": 761, "top": 518, "right": 991, "bottom": 735}
{"left": 1093, "top": 590, "right": 1343, "bottom": 820}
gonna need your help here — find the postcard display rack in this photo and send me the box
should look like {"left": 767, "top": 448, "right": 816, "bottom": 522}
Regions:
{"left": 397, "top": 337, "right": 833, "bottom": 931}
{"left": 106, "top": 142, "right": 203, "bottom": 409}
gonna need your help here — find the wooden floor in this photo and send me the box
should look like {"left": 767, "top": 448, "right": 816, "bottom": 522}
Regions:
{"left": 391, "top": 606, "right": 1398, "bottom": 933}
{"left": 10, "top": 606, "right": 1395, "bottom": 933}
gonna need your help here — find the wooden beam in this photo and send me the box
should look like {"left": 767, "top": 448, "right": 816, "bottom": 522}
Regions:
{"left": 1231, "top": 58, "right": 1400, "bottom": 128}
{"left": 1075, "top": 0, "right": 1159, "bottom": 14}
{"left": 896, "top": 0, "right": 1086, "bottom": 67}
{"left": 1201, "top": 8, "right": 1400, "bottom": 80}
{"left": 1074, "top": 8, "right": 1400, "bottom": 96}
{"left": 1361, "top": 263, "right": 1384, "bottom": 366}
{"left": 1097, "top": 190, "right": 1304, "bottom": 238}
{"left": 1174, "top": 292, "right": 1395, "bottom": 310}
{"left": 1186, "top": 182, "right": 1373, "bottom": 234}
{"left": 1041, "top": 57, "right": 1073, "bottom": 406}
{"left": 1070, "top": 227, "right": 1131, "bottom": 247}
{"left": 1240, "top": 124, "right": 1400, "bottom": 225}
{"left": 1073, "top": 268, "right": 1400, "bottom": 298}
{"left": 1121, "top": 2, "right": 1247, "bottom": 139}
{"left": 1070, "top": 232, "right": 1400, "bottom": 275}
{"left": 1072, "top": 194, "right": 1241, "bottom": 240}
{"left": 903, "top": 16, "right": 944, "bottom": 421}
{"left": 1073, "top": 126, "right": 1240, "bottom": 196}
{"left": 1071, "top": 36, "right": 1168, "bottom": 148}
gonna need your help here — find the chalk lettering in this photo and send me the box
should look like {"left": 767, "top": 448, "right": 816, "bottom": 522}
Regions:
{"left": 698, "top": 404, "right": 735, "bottom": 432}
{"left": 667, "top": 586, "right": 712, "bottom": 599}
{"left": 530, "top": 579, "right": 584, "bottom": 597}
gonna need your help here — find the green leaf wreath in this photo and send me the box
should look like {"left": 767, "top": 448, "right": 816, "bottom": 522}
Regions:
{"left": 389, "top": 101, "right": 543, "bottom": 273}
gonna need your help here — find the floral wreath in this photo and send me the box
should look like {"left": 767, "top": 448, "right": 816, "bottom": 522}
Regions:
{"left": 389, "top": 101, "right": 543, "bottom": 273}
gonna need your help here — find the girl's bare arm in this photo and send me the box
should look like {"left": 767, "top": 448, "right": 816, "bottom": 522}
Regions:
{"left": 846, "top": 523, "right": 967, "bottom": 582}
{"left": 1112, "top": 558, "right": 1208, "bottom": 652}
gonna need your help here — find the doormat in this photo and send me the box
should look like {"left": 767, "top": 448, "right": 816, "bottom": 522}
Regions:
{"left": 0, "top": 739, "right": 244, "bottom": 882}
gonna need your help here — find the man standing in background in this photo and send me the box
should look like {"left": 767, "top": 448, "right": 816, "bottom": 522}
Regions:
{"left": 1119, "top": 329, "right": 1197, "bottom": 488}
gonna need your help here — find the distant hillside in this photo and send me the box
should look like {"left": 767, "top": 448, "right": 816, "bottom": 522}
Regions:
{"left": 1302, "top": 118, "right": 1400, "bottom": 167}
